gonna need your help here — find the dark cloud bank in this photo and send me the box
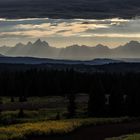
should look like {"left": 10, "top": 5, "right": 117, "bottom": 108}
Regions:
{"left": 0, "top": 0, "right": 140, "bottom": 19}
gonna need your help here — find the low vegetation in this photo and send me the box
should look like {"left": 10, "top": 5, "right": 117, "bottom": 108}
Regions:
{"left": 106, "top": 134, "right": 140, "bottom": 140}
{"left": 0, "top": 117, "right": 130, "bottom": 140}
{"left": 0, "top": 95, "right": 88, "bottom": 125}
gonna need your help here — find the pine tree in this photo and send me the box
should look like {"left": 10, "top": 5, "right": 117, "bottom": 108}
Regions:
{"left": 18, "top": 108, "right": 25, "bottom": 118}
{"left": 11, "top": 97, "right": 15, "bottom": 102}
{"left": 67, "top": 93, "right": 76, "bottom": 118}
{"left": 0, "top": 97, "right": 2, "bottom": 115}
{"left": 88, "top": 79, "right": 105, "bottom": 117}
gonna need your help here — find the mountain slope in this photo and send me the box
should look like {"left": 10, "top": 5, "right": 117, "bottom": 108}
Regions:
{"left": 59, "top": 44, "right": 110, "bottom": 60}
{"left": 113, "top": 41, "right": 140, "bottom": 58}
{"left": 0, "top": 46, "right": 11, "bottom": 54}
{"left": 5, "top": 39, "right": 60, "bottom": 58}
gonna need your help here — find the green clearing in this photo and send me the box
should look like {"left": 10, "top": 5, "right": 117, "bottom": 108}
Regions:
{"left": 0, "top": 95, "right": 88, "bottom": 125}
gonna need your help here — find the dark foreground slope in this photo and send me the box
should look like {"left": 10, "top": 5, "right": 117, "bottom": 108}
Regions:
{"left": 30, "top": 121, "right": 140, "bottom": 140}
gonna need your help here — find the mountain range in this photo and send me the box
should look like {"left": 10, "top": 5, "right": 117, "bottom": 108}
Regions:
{"left": 1, "top": 39, "right": 140, "bottom": 60}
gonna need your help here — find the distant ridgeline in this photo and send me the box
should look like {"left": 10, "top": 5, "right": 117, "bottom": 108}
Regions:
{"left": 1, "top": 39, "right": 140, "bottom": 59}
{"left": 0, "top": 68, "right": 140, "bottom": 117}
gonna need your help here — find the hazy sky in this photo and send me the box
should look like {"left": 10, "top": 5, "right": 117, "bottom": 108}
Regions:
{"left": 0, "top": 18, "right": 140, "bottom": 48}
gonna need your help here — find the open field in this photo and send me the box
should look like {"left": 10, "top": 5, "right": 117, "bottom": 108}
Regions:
{"left": 1, "top": 96, "right": 137, "bottom": 140}
{"left": 1, "top": 96, "right": 140, "bottom": 140}
{"left": 0, "top": 95, "right": 88, "bottom": 125}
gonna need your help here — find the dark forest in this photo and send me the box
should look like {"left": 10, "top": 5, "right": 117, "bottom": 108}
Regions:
{"left": 1, "top": 67, "right": 140, "bottom": 117}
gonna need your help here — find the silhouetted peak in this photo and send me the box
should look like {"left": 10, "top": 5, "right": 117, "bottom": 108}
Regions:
{"left": 115, "top": 40, "right": 140, "bottom": 52}
{"left": 42, "top": 41, "right": 49, "bottom": 46}
{"left": 33, "top": 39, "right": 49, "bottom": 47}
{"left": 126, "top": 41, "right": 140, "bottom": 46}
{"left": 95, "top": 44, "right": 109, "bottom": 49}
{"left": 27, "top": 41, "right": 32, "bottom": 46}
{"left": 118, "top": 41, "right": 140, "bottom": 50}
{"left": 96, "top": 44, "right": 104, "bottom": 47}
{"left": 65, "top": 44, "right": 79, "bottom": 49}
{"left": 67, "top": 44, "right": 89, "bottom": 49}
{"left": 70, "top": 44, "right": 79, "bottom": 47}
{"left": 34, "top": 39, "right": 42, "bottom": 45}
{"left": 15, "top": 43, "right": 24, "bottom": 47}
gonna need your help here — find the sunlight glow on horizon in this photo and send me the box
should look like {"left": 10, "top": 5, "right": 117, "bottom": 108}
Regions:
{"left": 0, "top": 17, "right": 140, "bottom": 48}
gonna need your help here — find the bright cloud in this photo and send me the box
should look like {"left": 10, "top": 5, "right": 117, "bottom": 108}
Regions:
{"left": 0, "top": 18, "right": 140, "bottom": 47}
{"left": 13, "top": 20, "right": 109, "bottom": 37}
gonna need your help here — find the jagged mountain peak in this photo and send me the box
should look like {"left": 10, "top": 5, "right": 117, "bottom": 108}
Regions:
{"left": 96, "top": 44, "right": 108, "bottom": 47}
{"left": 34, "top": 38, "right": 42, "bottom": 44}
{"left": 116, "top": 40, "right": 140, "bottom": 51}
{"left": 1, "top": 40, "right": 140, "bottom": 59}
{"left": 66, "top": 44, "right": 89, "bottom": 49}
{"left": 33, "top": 39, "right": 49, "bottom": 47}
{"left": 27, "top": 41, "right": 32, "bottom": 46}
{"left": 124, "top": 40, "right": 140, "bottom": 48}
{"left": 42, "top": 41, "right": 49, "bottom": 46}
{"left": 95, "top": 44, "right": 109, "bottom": 50}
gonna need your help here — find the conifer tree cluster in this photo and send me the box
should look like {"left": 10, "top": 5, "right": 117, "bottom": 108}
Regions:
{"left": 0, "top": 69, "right": 140, "bottom": 117}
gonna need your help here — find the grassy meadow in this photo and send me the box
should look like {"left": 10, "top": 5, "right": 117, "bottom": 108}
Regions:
{"left": 0, "top": 95, "right": 134, "bottom": 140}
{"left": 0, "top": 117, "right": 131, "bottom": 140}
{"left": 0, "top": 95, "right": 88, "bottom": 125}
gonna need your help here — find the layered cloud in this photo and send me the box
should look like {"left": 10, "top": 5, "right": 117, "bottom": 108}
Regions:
{"left": 0, "top": 18, "right": 131, "bottom": 38}
{"left": 0, "top": 18, "right": 140, "bottom": 47}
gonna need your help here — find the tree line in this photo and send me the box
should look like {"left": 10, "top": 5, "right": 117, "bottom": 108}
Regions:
{"left": 0, "top": 68, "right": 140, "bottom": 117}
